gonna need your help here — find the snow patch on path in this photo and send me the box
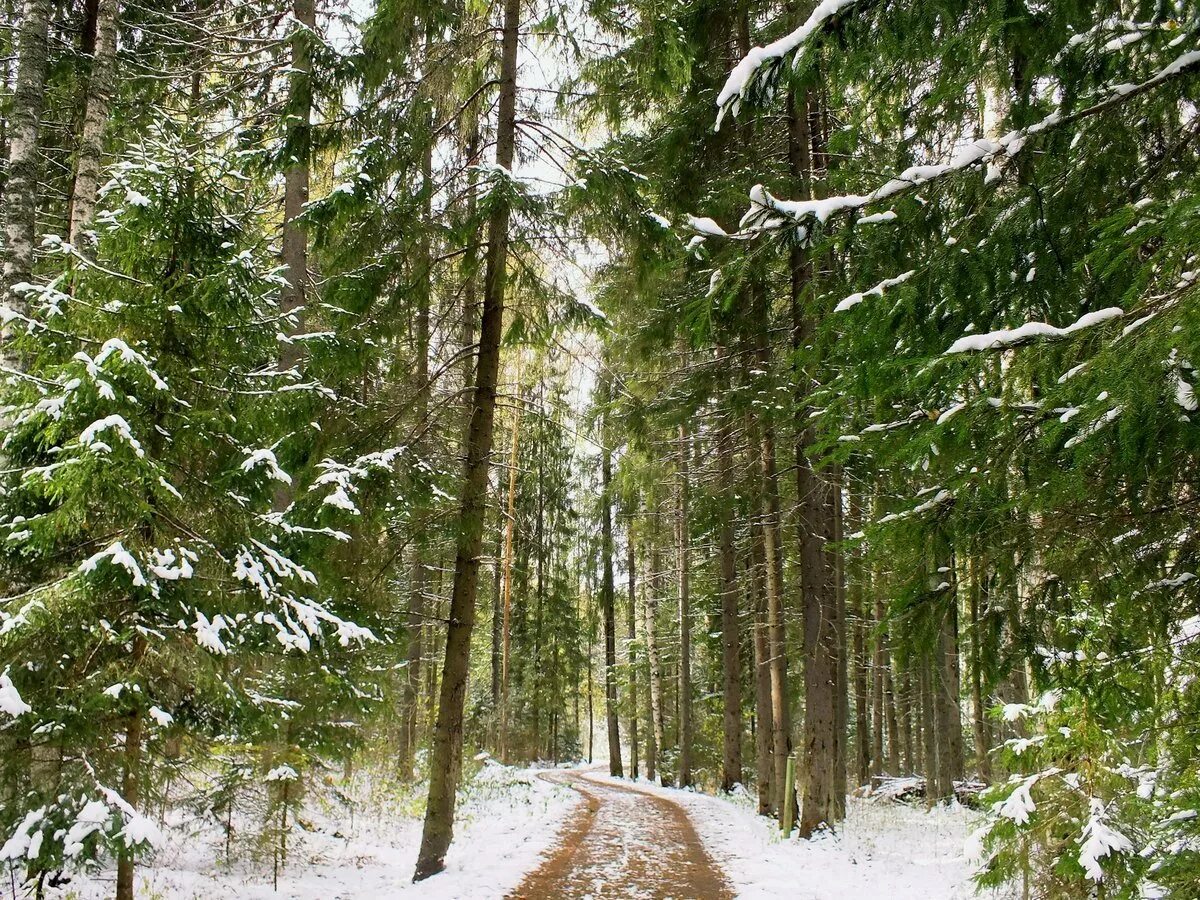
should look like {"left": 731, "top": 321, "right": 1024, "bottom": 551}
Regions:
{"left": 588, "top": 773, "right": 1004, "bottom": 899}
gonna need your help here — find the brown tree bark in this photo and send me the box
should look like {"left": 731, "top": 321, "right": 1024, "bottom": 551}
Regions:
{"left": 601, "top": 378, "right": 623, "bottom": 778}
{"left": 67, "top": 0, "right": 118, "bottom": 247}
{"left": 645, "top": 500, "right": 667, "bottom": 785}
{"left": 413, "top": 0, "right": 519, "bottom": 877}
{"left": 676, "top": 422, "right": 693, "bottom": 787}
{"left": 115, "top": 636, "right": 147, "bottom": 900}
{"left": 717, "top": 354, "right": 742, "bottom": 793}
{"left": 969, "top": 555, "right": 993, "bottom": 781}
{"left": 932, "top": 536, "right": 963, "bottom": 803}
{"left": 278, "top": 0, "right": 315, "bottom": 374}
{"left": 626, "top": 517, "right": 639, "bottom": 779}
{"left": 499, "top": 394, "right": 521, "bottom": 759}
{"left": 849, "top": 489, "right": 870, "bottom": 788}
{"left": 398, "top": 108, "right": 435, "bottom": 779}
{"left": 788, "top": 83, "right": 842, "bottom": 837}
{"left": 750, "top": 511, "right": 774, "bottom": 817}
{"left": 920, "top": 656, "right": 938, "bottom": 809}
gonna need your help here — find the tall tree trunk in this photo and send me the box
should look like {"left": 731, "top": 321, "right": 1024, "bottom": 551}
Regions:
{"left": 499, "top": 394, "right": 520, "bottom": 760}
{"left": 849, "top": 489, "right": 870, "bottom": 788}
{"left": 717, "top": 354, "right": 742, "bottom": 793}
{"left": 399, "top": 109, "right": 434, "bottom": 780}
{"left": 278, "top": 0, "right": 315, "bottom": 374}
{"left": 789, "top": 84, "right": 840, "bottom": 837}
{"left": 969, "top": 555, "right": 993, "bottom": 781}
{"left": 750, "top": 513, "right": 774, "bottom": 816}
{"left": 871, "top": 591, "right": 885, "bottom": 777}
{"left": 758, "top": 421, "right": 790, "bottom": 819}
{"left": 601, "top": 378, "right": 623, "bottom": 777}
{"left": 413, "top": 0, "right": 519, "bottom": 877}
{"left": 932, "top": 534, "right": 963, "bottom": 803}
{"left": 115, "top": 636, "right": 147, "bottom": 900}
{"left": 920, "top": 656, "right": 938, "bottom": 809}
{"left": 490, "top": 532, "right": 502, "bottom": 738}
{"left": 627, "top": 516, "right": 639, "bottom": 779}
{"left": 676, "top": 423, "right": 693, "bottom": 787}
{"left": 645, "top": 502, "right": 667, "bottom": 785}
{"left": 67, "top": 0, "right": 118, "bottom": 247}
{"left": 640, "top": 554, "right": 658, "bottom": 782}
{"left": 830, "top": 466, "right": 848, "bottom": 815}
{"left": 1, "top": 0, "right": 52, "bottom": 367}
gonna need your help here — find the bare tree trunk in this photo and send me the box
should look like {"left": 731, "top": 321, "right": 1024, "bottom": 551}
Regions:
{"left": 932, "top": 536, "right": 963, "bottom": 803}
{"left": 831, "top": 467, "right": 848, "bottom": 815}
{"left": 413, "top": 0, "right": 519, "bottom": 877}
{"left": 601, "top": 378, "right": 623, "bottom": 777}
{"left": 640, "top": 549, "right": 658, "bottom": 782}
{"left": 750, "top": 514, "right": 774, "bottom": 816}
{"left": 627, "top": 517, "right": 639, "bottom": 779}
{"left": 499, "top": 396, "right": 520, "bottom": 760}
{"left": 899, "top": 666, "right": 914, "bottom": 774}
{"left": 1, "top": 0, "right": 52, "bottom": 368}
{"left": 67, "top": 0, "right": 118, "bottom": 247}
{"left": 788, "top": 84, "right": 839, "bottom": 838}
{"left": 490, "top": 533, "right": 502, "bottom": 738}
{"left": 399, "top": 109, "right": 434, "bottom": 780}
{"left": 717, "top": 358, "right": 742, "bottom": 793}
{"left": 849, "top": 490, "right": 870, "bottom": 788}
{"left": 871, "top": 592, "right": 885, "bottom": 776}
{"left": 115, "top": 636, "right": 147, "bottom": 900}
{"left": 645, "top": 502, "right": 667, "bottom": 785}
{"left": 969, "top": 555, "right": 993, "bottom": 781}
{"left": 278, "top": 0, "right": 315, "bottom": 375}
{"left": 759, "top": 423, "right": 791, "bottom": 819}
{"left": 920, "top": 656, "right": 938, "bottom": 809}
{"left": 676, "top": 422, "right": 693, "bottom": 787}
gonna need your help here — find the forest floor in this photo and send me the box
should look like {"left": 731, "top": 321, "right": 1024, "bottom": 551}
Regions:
{"left": 43, "top": 761, "right": 1001, "bottom": 899}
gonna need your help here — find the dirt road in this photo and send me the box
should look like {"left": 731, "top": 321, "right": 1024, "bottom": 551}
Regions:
{"left": 508, "top": 770, "right": 733, "bottom": 900}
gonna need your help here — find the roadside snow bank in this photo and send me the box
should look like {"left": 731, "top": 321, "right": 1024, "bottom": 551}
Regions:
{"left": 587, "top": 772, "right": 999, "bottom": 899}
{"left": 51, "top": 761, "right": 580, "bottom": 899}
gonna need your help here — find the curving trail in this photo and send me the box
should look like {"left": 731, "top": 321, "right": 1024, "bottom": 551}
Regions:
{"left": 508, "top": 770, "right": 733, "bottom": 900}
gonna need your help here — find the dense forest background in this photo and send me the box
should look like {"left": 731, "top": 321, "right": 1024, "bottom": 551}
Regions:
{"left": 1, "top": 0, "right": 1199, "bottom": 897}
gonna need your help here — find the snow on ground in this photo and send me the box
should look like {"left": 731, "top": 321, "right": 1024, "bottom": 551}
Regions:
{"left": 588, "top": 772, "right": 1012, "bottom": 900}
{"left": 49, "top": 761, "right": 580, "bottom": 900}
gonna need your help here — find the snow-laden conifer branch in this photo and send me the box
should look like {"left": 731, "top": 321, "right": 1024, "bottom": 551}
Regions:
{"left": 731, "top": 46, "right": 1200, "bottom": 237}
{"left": 715, "top": 0, "right": 865, "bottom": 127}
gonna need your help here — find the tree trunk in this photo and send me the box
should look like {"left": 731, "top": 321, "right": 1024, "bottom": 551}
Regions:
{"left": 645, "top": 502, "right": 667, "bottom": 785}
{"left": 490, "top": 533, "right": 502, "bottom": 737}
{"left": 830, "top": 466, "right": 848, "bottom": 815}
{"left": 627, "top": 517, "right": 639, "bottom": 779}
{"left": 969, "top": 555, "right": 993, "bottom": 781}
{"left": 67, "top": 0, "right": 118, "bottom": 247}
{"left": 920, "top": 656, "right": 938, "bottom": 809}
{"left": 932, "top": 535, "right": 963, "bottom": 803}
{"left": 499, "top": 394, "right": 520, "bottom": 760}
{"left": 717, "top": 356, "right": 742, "bottom": 793}
{"left": 849, "top": 490, "right": 870, "bottom": 788}
{"left": 750, "top": 514, "right": 774, "bottom": 817}
{"left": 278, "top": 0, "right": 315, "bottom": 374}
{"left": 413, "top": 0, "right": 519, "bottom": 877}
{"left": 676, "top": 423, "right": 693, "bottom": 787}
{"left": 1, "top": 0, "right": 52, "bottom": 367}
{"left": 601, "top": 380, "right": 623, "bottom": 777}
{"left": 115, "top": 636, "right": 147, "bottom": 900}
{"left": 758, "top": 422, "right": 791, "bottom": 820}
{"left": 399, "top": 111, "right": 434, "bottom": 780}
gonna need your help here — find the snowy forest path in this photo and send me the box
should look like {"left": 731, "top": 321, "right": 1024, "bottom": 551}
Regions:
{"left": 508, "top": 769, "right": 733, "bottom": 899}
